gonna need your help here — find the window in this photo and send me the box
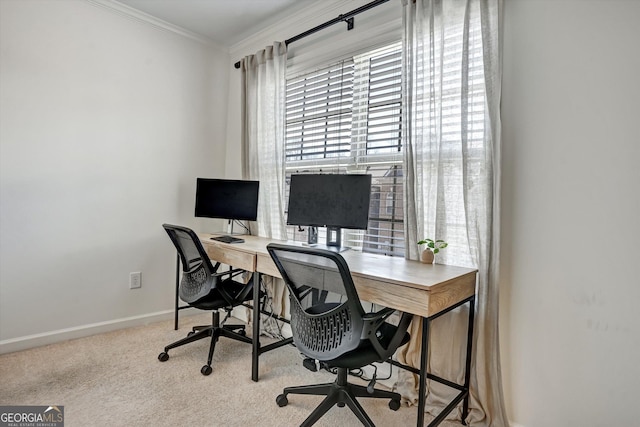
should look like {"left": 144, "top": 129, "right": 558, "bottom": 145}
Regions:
{"left": 284, "top": 43, "right": 404, "bottom": 256}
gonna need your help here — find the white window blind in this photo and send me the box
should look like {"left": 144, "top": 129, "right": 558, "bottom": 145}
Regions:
{"left": 285, "top": 43, "right": 404, "bottom": 256}
{"left": 286, "top": 60, "right": 354, "bottom": 164}
{"left": 282, "top": 14, "right": 487, "bottom": 260}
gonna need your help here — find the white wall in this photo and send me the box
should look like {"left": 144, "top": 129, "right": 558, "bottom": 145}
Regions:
{"left": 0, "top": 0, "right": 230, "bottom": 351}
{"left": 501, "top": 1, "right": 640, "bottom": 426}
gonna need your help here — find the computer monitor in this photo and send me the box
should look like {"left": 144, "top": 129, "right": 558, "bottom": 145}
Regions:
{"left": 195, "top": 178, "right": 259, "bottom": 222}
{"left": 287, "top": 174, "right": 372, "bottom": 250}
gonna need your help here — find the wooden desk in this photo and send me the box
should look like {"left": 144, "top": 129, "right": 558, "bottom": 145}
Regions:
{"left": 199, "top": 234, "right": 477, "bottom": 427}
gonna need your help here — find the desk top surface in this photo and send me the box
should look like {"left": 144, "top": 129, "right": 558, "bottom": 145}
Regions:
{"left": 200, "top": 233, "right": 477, "bottom": 292}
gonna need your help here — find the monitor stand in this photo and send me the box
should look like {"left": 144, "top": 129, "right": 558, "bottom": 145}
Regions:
{"left": 325, "top": 227, "right": 349, "bottom": 253}
{"left": 308, "top": 226, "right": 318, "bottom": 245}
{"left": 210, "top": 220, "right": 246, "bottom": 244}
{"left": 301, "top": 226, "right": 318, "bottom": 247}
{"left": 301, "top": 226, "right": 349, "bottom": 252}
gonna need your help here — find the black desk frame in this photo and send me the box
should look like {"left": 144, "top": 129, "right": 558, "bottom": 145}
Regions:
{"left": 173, "top": 247, "right": 476, "bottom": 427}
{"left": 249, "top": 268, "right": 476, "bottom": 427}
{"left": 389, "top": 295, "right": 476, "bottom": 426}
{"left": 173, "top": 255, "right": 293, "bottom": 358}
{"left": 250, "top": 272, "right": 294, "bottom": 380}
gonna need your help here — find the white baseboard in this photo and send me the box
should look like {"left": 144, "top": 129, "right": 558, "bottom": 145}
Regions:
{"left": 0, "top": 310, "right": 180, "bottom": 355}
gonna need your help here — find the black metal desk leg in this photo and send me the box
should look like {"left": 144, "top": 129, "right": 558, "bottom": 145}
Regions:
{"left": 251, "top": 272, "right": 261, "bottom": 381}
{"left": 174, "top": 253, "right": 180, "bottom": 330}
{"left": 462, "top": 297, "right": 476, "bottom": 425}
{"left": 417, "top": 316, "right": 430, "bottom": 427}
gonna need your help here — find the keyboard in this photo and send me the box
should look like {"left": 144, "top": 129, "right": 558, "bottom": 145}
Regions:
{"left": 211, "top": 235, "right": 245, "bottom": 244}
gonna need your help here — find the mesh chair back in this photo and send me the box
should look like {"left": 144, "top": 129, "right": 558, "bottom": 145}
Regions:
{"left": 267, "top": 244, "right": 365, "bottom": 361}
{"left": 163, "top": 224, "right": 218, "bottom": 304}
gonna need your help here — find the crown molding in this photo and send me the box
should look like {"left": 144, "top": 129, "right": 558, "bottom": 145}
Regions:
{"left": 85, "top": 0, "right": 226, "bottom": 51}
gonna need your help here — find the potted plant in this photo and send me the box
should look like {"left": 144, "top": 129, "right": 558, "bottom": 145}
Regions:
{"left": 417, "top": 238, "right": 448, "bottom": 264}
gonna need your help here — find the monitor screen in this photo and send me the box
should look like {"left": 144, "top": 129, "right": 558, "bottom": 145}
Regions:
{"left": 195, "top": 178, "right": 259, "bottom": 221}
{"left": 287, "top": 174, "right": 372, "bottom": 230}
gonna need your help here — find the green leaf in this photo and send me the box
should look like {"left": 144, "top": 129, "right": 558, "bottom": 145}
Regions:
{"left": 433, "top": 248, "right": 439, "bottom": 254}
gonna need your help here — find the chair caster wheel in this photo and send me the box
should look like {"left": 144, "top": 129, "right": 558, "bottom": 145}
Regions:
{"left": 237, "top": 329, "right": 246, "bottom": 336}
{"left": 201, "top": 365, "right": 212, "bottom": 376}
{"left": 187, "top": 331, "right": 196, "bottom": 337}
{"left": 389, "top": 399, "right": 401, "bottom": 411}
{"left": 158, "top": 352, "right": 169, "bottom": 362}
{"left": 337, "top": 402, "right": 346, "bottom": 407}
{"left": 276, "top": 394, "right": 288, "bottom": 407}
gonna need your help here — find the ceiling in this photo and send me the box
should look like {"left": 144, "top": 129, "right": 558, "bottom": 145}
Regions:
{"left": 116, "top": 0, "right": 317, "bottom": 46}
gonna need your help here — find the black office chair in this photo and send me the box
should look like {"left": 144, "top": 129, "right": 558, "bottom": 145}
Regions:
{"left": 159, "top": 224, "right": 254, "bottom": 375}
{"left": 267, "top": 243, "right": 413, "bottom": 427}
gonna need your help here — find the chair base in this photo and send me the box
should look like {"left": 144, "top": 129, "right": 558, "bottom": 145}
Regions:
{"left": 276, "top": 367, "right": 401, "bottom": 427}
{"left": 158, "top": 311, "right": 252, "bottom": 375}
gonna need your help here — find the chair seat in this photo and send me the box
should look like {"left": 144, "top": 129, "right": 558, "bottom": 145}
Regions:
{"left": 324, "top": 322, "right": 411, "bottom": 369}
{"left": 191, "top": 278, "right": 254, "bottom": 311}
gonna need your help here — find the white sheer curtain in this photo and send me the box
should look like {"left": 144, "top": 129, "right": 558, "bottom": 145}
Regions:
{"left": 240, "top": 42, "right": 289, "bottom": 337}
{"left": 241, "top": 42, "right": 288, "bottom": 240}
{"left": 397, "top": 0, "right": 507, "bottom": 426}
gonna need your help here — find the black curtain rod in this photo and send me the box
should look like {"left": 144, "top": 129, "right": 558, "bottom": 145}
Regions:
{"left": 233, "top": 0, "right": 390, "bottom": 69}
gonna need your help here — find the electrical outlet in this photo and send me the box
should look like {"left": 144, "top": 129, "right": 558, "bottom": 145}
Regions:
{"left": 129, "top": 272, "right": 142, "bottom": 289}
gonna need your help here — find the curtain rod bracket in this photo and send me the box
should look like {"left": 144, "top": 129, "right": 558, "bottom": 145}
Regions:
{"left": 337, "top": 15, "right": 355, "bottom": 30}
{"left": 345, "top": 17, "right": 355, "bottom": 31}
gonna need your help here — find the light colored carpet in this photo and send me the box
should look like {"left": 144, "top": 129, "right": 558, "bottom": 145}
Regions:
{"left": 0, "top": 314, "right": 460, "bottom": 427}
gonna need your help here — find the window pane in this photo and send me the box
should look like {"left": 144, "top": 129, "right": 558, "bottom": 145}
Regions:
{"left": 362, "top": 165, "right": 404, "bottom": 257}
{"left": 285, "top": 61, "right": 354, "bottom": 162}
{"left": 285, "top": 43, "right": 404, "bottom": 255}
